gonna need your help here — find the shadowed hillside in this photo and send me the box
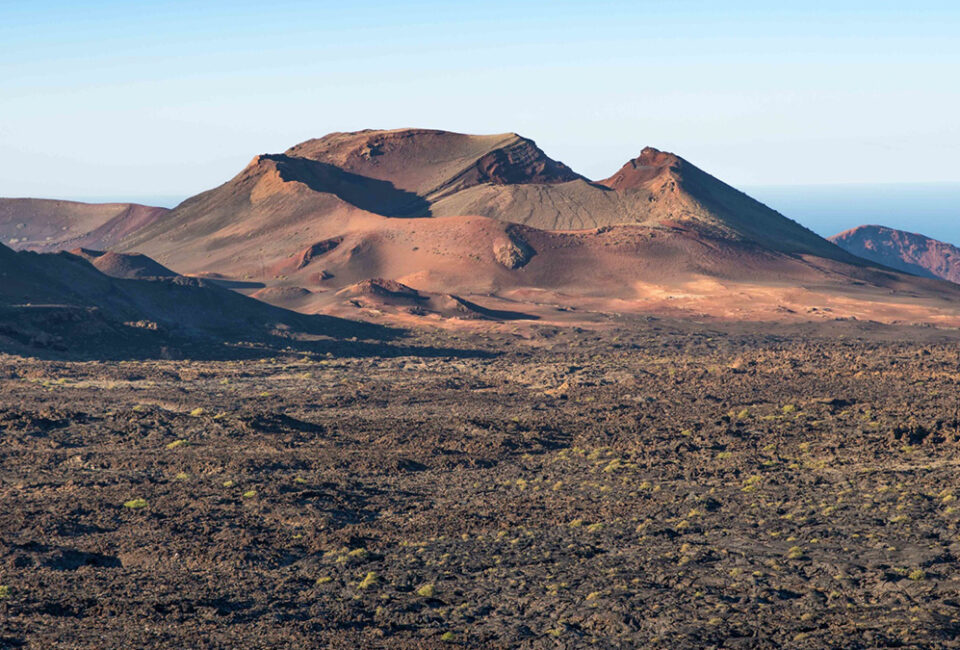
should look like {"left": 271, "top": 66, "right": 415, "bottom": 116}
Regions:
{"left": 830, "top": 225, "right": 960, "bottom": 285}
{"left": 0, "top": 243, "right": 397, "bottom": 357}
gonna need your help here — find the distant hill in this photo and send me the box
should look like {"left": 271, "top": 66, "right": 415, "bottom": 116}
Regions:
{"left": 68, "top": 248, "right": 178, "bottom": 279}
{"left": 830, "top": 225, "right": 960, "bottom": 285}
{"left": 0, "top": 198, "right": 168, "bottom": 252}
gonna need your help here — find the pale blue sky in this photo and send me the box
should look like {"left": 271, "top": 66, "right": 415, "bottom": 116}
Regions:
{"left": 2, "top": 1, "right": 959, "bottom": 205}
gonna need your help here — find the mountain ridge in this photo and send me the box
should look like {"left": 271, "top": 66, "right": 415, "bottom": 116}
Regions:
{"left": 115, "top": 128, "right": 854, "bottom": 267}
{"left": 0, "top": 198, "right": 169, "bottom": 252}
{"left": 5, "top": 128, "right": 960, "bottom": 327}
{"left": 830, "top": 225, "right": 960, "bottom": 284}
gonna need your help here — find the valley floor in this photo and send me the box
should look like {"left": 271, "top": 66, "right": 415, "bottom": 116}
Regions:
{"left": 2, "top": 319, "right": 960, "bottom": 648}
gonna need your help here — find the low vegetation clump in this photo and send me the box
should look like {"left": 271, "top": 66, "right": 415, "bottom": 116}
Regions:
{"left": 123, "top": 498, "right": 148, "bottom": 509}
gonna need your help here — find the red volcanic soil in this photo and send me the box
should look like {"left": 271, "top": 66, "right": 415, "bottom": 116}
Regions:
{"left": 226, "top": 213, "right": 960, "bottom": 329}
{"left": 599, "top": 146, "right": 683, "bottom": 190}
{"left": 830, "top": 225, "right": 960, "bottom": 285}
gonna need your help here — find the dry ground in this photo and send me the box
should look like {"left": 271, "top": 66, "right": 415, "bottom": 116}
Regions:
{"left": 2, "top": 318, "right": 960, "bottom": 648}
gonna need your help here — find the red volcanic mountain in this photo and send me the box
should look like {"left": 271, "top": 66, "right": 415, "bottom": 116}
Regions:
{"left": 830, "top": 225, "right": 960, "bottom": 285}
{"left": 119, "top": 128, "right": 849, "bottom": 263}
{"left": 9, "top": 129, "right": 960, "bottom": 325}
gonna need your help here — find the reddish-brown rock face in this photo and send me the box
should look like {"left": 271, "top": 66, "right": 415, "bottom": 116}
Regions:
{"left": 473, "top": 138, "right": 582, "bottom": 186}
{"left": 599, "top": 147, "right": 682, "bottom": 192}
{"left": 830, "top": 225, "right": 960, "bottom": 284}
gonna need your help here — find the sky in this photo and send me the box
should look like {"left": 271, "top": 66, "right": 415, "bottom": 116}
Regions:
{"left": 2, "top": 1, "right": 960, "bottom": 222}
{"left": 746, "top": 183, "right": 960, "bottom": 244}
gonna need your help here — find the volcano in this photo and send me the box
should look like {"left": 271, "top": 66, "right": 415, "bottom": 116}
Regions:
{"left": 119, "top": 129, "right": 849, "bottom": 265}
{"left": 7, "top": 129, "right": 960, "bottom": 326}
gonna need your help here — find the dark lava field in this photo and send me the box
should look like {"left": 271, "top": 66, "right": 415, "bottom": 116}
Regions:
{"left": 2, "top": 319, "right": 960, "bottom": 648}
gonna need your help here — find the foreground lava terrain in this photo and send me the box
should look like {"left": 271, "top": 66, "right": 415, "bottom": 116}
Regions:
{"left": 2, "top": 320, "right": 960, "bottom": 648}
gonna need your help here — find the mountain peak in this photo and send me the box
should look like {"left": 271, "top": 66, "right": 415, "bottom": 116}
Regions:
{"left": 598, "top": 146, "right": 682, "bottom": 192}
{"left": 279, "top": 128, "right": 582, "bottom": 196}
{"left": 638, "top": 146, "right": 681, "bottom": 167}
{"left": 467, "top": 134, "right": 582, "bottom": 186}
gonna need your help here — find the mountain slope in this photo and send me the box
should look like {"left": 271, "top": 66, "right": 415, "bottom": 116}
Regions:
{"left": 830, "top": 225, "right": 960, "bottom": 284}
{"left": 69, "top": 248, "right": 179, "bottom": 279}
{"left": 597, "top": 148, "right": 846, "bottom": 258}
{"left": 284, "top": 128, "right": 584, "bottom": 199}
{"left": 284, "top": 130, "right": 850, "bottom": 259}
{"left": 118, "top": 129, "right": 585, "bottom": 263}
{"left": 117, "top": 128, "right": 855, "bottom": 276}
{"left": 98, "top": 128, "right": 960, "bottom": 326}
{"left": 0, "top": 198, "right": 168, "bottom": 251}
{"left": 0, "top": 243, "right": 384, "bottom": 356}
